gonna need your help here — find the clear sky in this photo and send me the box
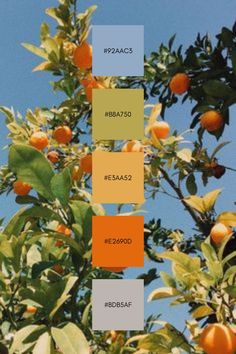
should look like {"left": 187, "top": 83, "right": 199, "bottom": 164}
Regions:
{"left": 0, "top": 0, "right": 236, "bottom": 331}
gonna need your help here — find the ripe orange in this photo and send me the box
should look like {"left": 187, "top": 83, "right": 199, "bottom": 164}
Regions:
{"left": 29, "top": 131, "right": 49, "bottom": 151}
{"left": 200, "top": 111, "right": 224, "bottom": 132}
{"left": 73, "top": 42, "right": 92, "bottom": 70}
{"left": 200, "top": 323, "right": 236, "bottom": 354}
{"left": 102, "top": 267, "right": 126, "bottom": 273}
{"left": 26, "top": 306, "right": 37, "bottom": 314}
{"left": 54, "top": 126, "right": 72, "bottom": 144}
{"left": 85, "top": 81, "right": 105, "bottom": 103}
{"left": 47, "top": 151, "right": 59, "bottom": 164}
{"left": 52, "top": 264, "right": 64, "bottom": 275}
{"left": 80, "top": 154, "right": 92, "bottom": 174}
{"left": 56, "top": 224, "right": 72, "bottom": 237}
{"left": 210, "top": 222, "right": 232, "bottom": 245}
{"left": 13, "top": 181, "right": 31, "bottom": 196}
{"left": 151, "top": 121, "right": 170, "bottom": 139}
{"left": 169, "top": 73, "right": 190, "bottom": 95}
{"left": 122, "top": 140, "right": 144, "bottom": 152}
{"left": 55, "top": 224, "right": 72, "bottom": 247}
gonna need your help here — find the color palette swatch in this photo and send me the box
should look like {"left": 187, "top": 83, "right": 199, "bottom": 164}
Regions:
{"left": 92, "top": 216, "right": 144, "bottom": 267}
{"left": 91, "top": 25, "right": 144, "bottom": 331}
{"left": 92, "top": 89, "right": 144, "bottom": 140}
{"left": 92, "top": 151, "right": 144, "bottom": 204}
{"left": 92, "top": 25, "right": 144, "bottom": 76}
{"left": 92, "top": 280, "right": 144, "bottom": 330}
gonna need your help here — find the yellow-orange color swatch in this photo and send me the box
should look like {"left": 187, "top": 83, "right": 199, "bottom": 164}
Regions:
{"left": 92, "top": 216, "right": 144, "bottom": 267}
{"left": 92, "top": 151, "right": 144, "bottom": 203}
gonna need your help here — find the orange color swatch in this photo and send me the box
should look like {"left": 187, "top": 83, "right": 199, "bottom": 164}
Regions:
{"left": 92, "top": 216, "right": 144, "bottom": 267}
{"left": 92, "top": 151, "right": 144, "bottom": 203}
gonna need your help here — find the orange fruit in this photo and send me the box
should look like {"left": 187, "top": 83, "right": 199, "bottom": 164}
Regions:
{"left": 13, "top": 181, "right": 31, "bottom": 196}
{"left": 52, "top": 264, "right": 64, "bottom": 274}
{"left": 85, "top": 81, "right": 105, "bottom": 103}
{"left": 54, "top": 126, "right": 72, "bottom": 144}
{"left": 169, "top": 73, "right": 190, "bottom": 95}
{"left": 73, "top": 42, "right": 92, "bottom": 70}
{"left": 29, "top": 131, "right": 49, "bottom": 151}
{"left": 56, "top": 224, "right": 72, "bottom": 237}
{"left": 102, "top": 267, "right": 126, "bottom": 273}
{"left": 200, "top": 323, "right": 236, "bottom": 354}
{"left": 200, "top": 111, "right": 224, "bottom": 132}
{"left": 210, "top": 222, "right": 232, "bottom": 245}
{"left": 151, "top": 121, "right": 170, "bottom": 139}
{"left": 26, "top": 305, "right": 37, "bottom": 314}
{"left": 122, "top": 140, "right": 144, "bottom": 152}
{"left": 80, "top": 154, "right": 92, "bottom": 174}
{"left": 47, "top": 151, "right": 59, "bottom": 164}
{"left": 55, "top": 224, "right": 72, "bottom": 247}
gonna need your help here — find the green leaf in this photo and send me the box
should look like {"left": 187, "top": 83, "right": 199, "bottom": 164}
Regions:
{"left": 32, "top": 261, "right": 55, "bottom": 279}
{"left": 138, "top": 333, "right": 169, "bottom": 352}
{"left": 43, "top": 38, "right": 59, "bottom": 58}
{"left": 21, "top": 206, "right": 63, "bottom": 223}
{"left": 33, "top": 332, "right": 51, "bottom": 354}
{"left": 0, "top": 241, "right": 13, "bottom": 258}
{"left": 160, "top": 271, "right": 177, "bottom": 288}
{"left": 203, "top": 80, "right": 234, "bottom": 99}
{"left": 225, "top": 286, "right": 236, "bottom": 298}
{"left": 191, "top": 305, "right": 214, "bottom": 319}
{"left": 210, "top": 141, "right": 230, "bottom": 159}
{"left": 22, "top": 43, "right": 48, "bottom": 59}
{"left": 4, "top": 207, "right": 27, "bottom": 236}
{"left": 217, "top": 212, "right": 236, "bottom": 227}
{"left": 52, "top": 323, "right": 89, "bottom": 354}
{"left": 159, "top": 251, "right": 201, "bottom": 272}
{"left": 70, "top": 201, "right": 94, "bottom": 241}
{"left": 148, "top": 287, "right": 181, "bottom": 301}
{"left": 177, "top": 148, "right": 192, "bottom": 163}
{"left": 201, "top": 242, "right": 218, "bottom": 262}
{"left": 184, "top": 195, "right": 205, "bottom": 213}
{"left": 9, "top": 144, "right": 55, "bottom": 200}
{"left": 9, "top": 325, "right": 39, "bottom": 354}
{"left": 0, "top": 106, "right": 15, "bottom": 124}
{"left": 45, "top": 8, "right": 65, "bottom": 26}
{"left": 186, "top": 174, "right": 197, "bottom": 195}
{"left": 40, "top": 22, "right": 50, "bottom": 41}
{"left": 202, "top": 189, "right": 221, "bottom": 212}
{"left": 49, "top": 277, "right": 78, "bottom": 319}
{"left": 51, "top": 168, "right": 72, "bottom": 207}
{"left": 223, "top": 266, "right": 236, "bottom": 281}
{"left": 222, "top": 251, "right": 236, "bottom": 266}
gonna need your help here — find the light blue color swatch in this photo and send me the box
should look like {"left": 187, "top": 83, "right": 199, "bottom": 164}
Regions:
{"left": 92, "top": 25, "right": 144, "bottom": 76}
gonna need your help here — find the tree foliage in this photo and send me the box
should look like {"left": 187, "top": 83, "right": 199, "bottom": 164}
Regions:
{"left": 0, "top": 0, "right": 236, "bottom": 353}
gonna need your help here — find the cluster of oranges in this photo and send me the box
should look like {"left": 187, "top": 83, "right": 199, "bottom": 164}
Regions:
{"left": 169, "top": 73, "right": 224, "bottom": 133}
{"left": 13, "top": 124, "right": 93, "bottom": 196}
{"left": 72, "top": 41, "right": 106, "bottom": 102}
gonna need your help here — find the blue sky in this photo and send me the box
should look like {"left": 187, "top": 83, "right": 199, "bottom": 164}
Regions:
{"left": 0, "top": 0, "right": 236, "bottom": 331}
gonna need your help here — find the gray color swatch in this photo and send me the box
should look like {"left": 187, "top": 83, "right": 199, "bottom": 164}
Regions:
{"left": 92, "top": 279, "right": 144, "bottom": 330}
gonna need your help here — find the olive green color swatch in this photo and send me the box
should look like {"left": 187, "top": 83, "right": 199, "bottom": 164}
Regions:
{"left": 92, "top": 89, "right": 144, "bottom": 140}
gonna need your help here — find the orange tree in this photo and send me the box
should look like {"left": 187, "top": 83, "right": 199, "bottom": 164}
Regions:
{"left": 0, "top": 0, "right": 236, "bottom": 353}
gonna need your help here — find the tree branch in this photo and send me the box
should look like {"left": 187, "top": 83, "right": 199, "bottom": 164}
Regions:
{"left": 159, "top": 166, "right": 202, "bottom": 229}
